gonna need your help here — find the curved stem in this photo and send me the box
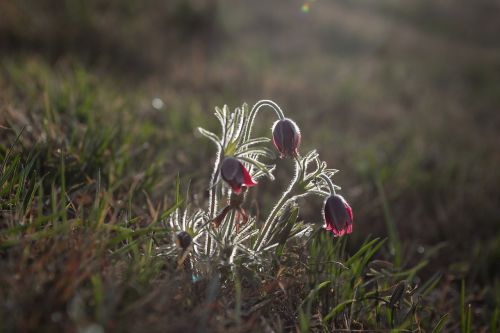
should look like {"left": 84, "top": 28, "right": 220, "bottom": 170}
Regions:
{"left": 251, "top": 99, "right": 286, "bottom": 120}
{"left": 294, "top": 154, "right": 304, "bottom": 184}
{"left": 245, "top": 100, "right": 285, "bottom": 142}
{"left": 319, "top": 174, "right": 336, "bottom": 195}
{"left": 256, "top": 158, "right": 301, "bottom": 251}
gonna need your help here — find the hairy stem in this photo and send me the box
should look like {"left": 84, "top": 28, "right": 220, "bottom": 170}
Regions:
{"left": 245, "top": 100, "right": 285, "bottom": 142}
{"left": 319, "top": 174, "right": 336, "bottom": 195}
{"left": 256, "top": 158, "right": 301, "bottom": 251}
{"left": 209, "top": 148, "right": 222, "bottom": 218}
{"left": 206, "top": 146, "right": 222, "bottom": 256}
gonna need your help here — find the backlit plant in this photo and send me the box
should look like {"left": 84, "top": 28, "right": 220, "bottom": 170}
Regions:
{"left": 168, "top": 99, "right": 353, "bottom": 268}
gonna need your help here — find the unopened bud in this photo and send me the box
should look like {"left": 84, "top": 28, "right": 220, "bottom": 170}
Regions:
{"left": 272, "top": 118, "right": 301, "bottom": 158}
{"left": 176, "top": 231, "right": 192, "bottom": 250}
{"left": 323, "top": 194, "right": 353, "bottom": 236}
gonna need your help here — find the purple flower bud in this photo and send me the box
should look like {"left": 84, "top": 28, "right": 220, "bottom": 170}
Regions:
{"left": 220, "top": 157, "right": 256, "bottom": 195}
{"left": 272, "top": 118, "right": 301, "bottom": 158}
{"left": 323, "top": 194, "right": 353, "bottom": 236}
{"left": 176, "top": 231, "right": 192, "bottom": 250}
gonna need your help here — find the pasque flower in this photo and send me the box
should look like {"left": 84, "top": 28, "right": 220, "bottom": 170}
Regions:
{"left": 323, "top": 194, "right": 353, "bottom": 236}
{"left": 220, "top": 157, "right": 256, "bottom": 195}
{"left": 272, "top": 118, "right": 301, "bottom": 157}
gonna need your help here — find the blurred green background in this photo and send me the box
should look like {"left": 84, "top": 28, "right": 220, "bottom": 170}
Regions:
{"left": 1, "top": 0, "right": 500, "bottom": 327}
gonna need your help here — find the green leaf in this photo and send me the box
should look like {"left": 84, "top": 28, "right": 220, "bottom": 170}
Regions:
{"left": 323, "top": 300, "right": 354, "bottom": 323}
{"left": 301, "top": 280, "right": 330, "bottom": 307}
{"left": 237, "top": 137, "right": 271, "bottom": 150}
{"left": 198, "top": 127, "right": 221, "bottom": 147}
{"left": 491, "top": 307, "right": 499, "bottom": 333}
{"left": 345, "top": 238, "right": 383, "bottom": 266}
{"left": 415, "top": 272, "right": 441, "bottom": 297}
{"left": 298, "top": 308, "right": 310, "bottom": 333}
{"left": 238, "top": 156, "right": 275, "bottom": 180}
{"left": 224, "top": 140, "right": 238, "bottom": 156}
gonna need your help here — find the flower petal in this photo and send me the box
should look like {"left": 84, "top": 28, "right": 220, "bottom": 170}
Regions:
{"left": 230, "top": 181, "right": 242, "bottom": 195}
{"left": 239, "top": 162, "right": 257, "bottom": 187}
{"left": 220, "top": 157, "right": 256, "bottom": 195}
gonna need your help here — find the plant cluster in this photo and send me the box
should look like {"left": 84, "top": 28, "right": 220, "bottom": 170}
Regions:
{"left": 161, "top": 100, "right": 449, "bottom": 331}
{"left": 167, "top": 100, "right": 353, "bottom": 271}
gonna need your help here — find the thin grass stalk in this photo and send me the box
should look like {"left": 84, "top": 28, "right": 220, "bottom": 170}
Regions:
{"left": 376, "top": 178, "right": 402, "bottom": 268}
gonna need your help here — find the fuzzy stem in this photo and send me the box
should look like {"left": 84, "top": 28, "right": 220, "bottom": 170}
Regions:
{"left": 294, "top": 154, "right": 304, "bottom": 183}
{"left": 205, "top": 146, "right": 222, "bottom": 256}
{"left": 209, "top": 148, "right": 222, "bottom": 218}
{"left": 256, "top": 158, "right": 301, "bottom": 251}
{"left": 245, "top": 100, "right": 285, "bottom": 142}
{"left": 319, "top": 174, "right": 336, "bottom": 195}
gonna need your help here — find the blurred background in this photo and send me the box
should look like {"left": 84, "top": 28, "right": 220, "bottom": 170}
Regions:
{"left": 1, "top": 0, "right": 500, "bottom": 326}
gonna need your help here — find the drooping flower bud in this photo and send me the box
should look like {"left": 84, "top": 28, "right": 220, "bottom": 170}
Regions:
{"left": 220, "top": 157, "right": 256, "bottom": 195}
{"left": 176, "top": 231, "right": 192, "bottom": 250}
{"left": 272, "top": 118, "right": 301, "bottom": 158}
{"left": 323, "top": 194, "right": 353, "bottom": 236}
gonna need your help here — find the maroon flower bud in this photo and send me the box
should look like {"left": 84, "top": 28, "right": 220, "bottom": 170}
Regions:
{"left": 220, "top": 157, "right": 256, "bottom": 195}
{"left": 176, "top": 231, "right": 192, "bottom": 250}
{"left": 272, "top": 118, "right": 301, "bottom": 158}
{"left": 323, "top": 194, "right": 353, "bottom": 236}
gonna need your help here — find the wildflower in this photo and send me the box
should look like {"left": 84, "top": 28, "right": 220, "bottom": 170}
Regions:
{"left": 323, "top": 194, "right": 353, "bottom": 236}
{"left": 220, "top": 157, "right": 256, "bottom": 195}
{"left": 272, "top": 118, "right": 301, "bottom": 157}
{"left": 176, "top": 231, "right": 192, "bottom": 250}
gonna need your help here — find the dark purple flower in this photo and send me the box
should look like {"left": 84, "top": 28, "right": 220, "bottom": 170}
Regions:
{"left": 272, "top": 118, "right": 301, "bottom": 158}
{"left": 323, "top": 194, "right": 353, "bottom": 236}
{"left": 220, "top": 157, "right": 256, "bottom": 195}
